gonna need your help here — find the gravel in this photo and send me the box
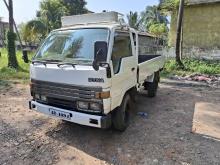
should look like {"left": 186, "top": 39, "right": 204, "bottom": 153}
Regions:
{"left": 0, "top": 80, "right": 220, "bottom": 165}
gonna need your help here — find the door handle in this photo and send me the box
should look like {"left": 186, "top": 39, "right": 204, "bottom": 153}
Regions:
{"left": 131, "top": 68, "right": 135, "bottom": 72}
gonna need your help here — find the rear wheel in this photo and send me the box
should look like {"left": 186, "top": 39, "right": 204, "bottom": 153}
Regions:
{"left": 112, "top": 94, "right": 132, "bottom": 131}
{"left": 144, "top": 71, "right": 160, "bottom": 97}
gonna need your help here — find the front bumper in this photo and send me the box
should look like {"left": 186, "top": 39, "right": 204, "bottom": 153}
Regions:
{"left": 29, "top": 101, "right": 111, "bottom": 129}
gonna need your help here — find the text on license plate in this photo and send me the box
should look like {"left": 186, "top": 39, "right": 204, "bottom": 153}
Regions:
{"left": 49, "top": 108, "right": 72, "bottom": 120}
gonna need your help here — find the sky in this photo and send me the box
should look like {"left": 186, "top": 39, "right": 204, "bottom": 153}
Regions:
{"left": 0, "top": 0, "right": 159, "bottom": 24}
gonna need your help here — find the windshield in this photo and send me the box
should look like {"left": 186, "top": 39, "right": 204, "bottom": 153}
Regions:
{"left": 34, "top": 28, "right": 109, "bottom": 64}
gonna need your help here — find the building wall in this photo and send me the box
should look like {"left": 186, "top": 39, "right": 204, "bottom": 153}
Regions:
{"left": 169, "top": 3, "right": 220, "bottom": 49}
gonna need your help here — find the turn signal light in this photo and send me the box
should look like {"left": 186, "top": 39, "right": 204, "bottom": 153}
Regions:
{"left": 95, "top": 91, "right": 110, "bottom": 99}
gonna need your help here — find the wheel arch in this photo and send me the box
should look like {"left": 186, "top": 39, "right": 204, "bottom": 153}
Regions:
{"left": 111, "top": 86, "right": 137, "bottom": 112}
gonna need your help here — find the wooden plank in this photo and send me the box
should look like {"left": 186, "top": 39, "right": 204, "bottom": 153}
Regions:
{"left": 192, "top": 102, "right": 220, "bottom": 139}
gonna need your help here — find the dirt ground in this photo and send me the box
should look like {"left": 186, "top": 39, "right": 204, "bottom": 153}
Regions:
{"left": 0, "top": 79, "right": 220, "bottom": 165}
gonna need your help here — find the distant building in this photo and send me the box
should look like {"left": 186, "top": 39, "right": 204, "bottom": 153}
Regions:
{"left": 169, "top": 0, "right": 220, "bottom": 50}
{"left": 0, "top": 18, "right": 9, "bottom": 47}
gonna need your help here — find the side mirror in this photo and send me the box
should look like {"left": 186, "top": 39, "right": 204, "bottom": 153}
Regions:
{"left": 22, "top": 50, "right": 29, "bottom": 63}
{"left": 93, "top": 41, "right": 108, "bottom": 71}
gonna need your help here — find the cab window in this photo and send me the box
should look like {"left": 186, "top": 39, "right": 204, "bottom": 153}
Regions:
{"left": 111, "top": 32, "right": 132, "bottom": 74}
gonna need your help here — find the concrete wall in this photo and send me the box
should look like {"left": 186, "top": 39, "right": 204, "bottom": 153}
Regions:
{"left": 169, "top": 3, "right": 220, "bottom": 49}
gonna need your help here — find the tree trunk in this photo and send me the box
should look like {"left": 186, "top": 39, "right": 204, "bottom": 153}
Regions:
{"left": 3, "top": 0, "right": 24, "bottom": 50}
{"left": 7, "top": 0, "right": 18, "bottom": 69}
{"left": 175, "top": 0, "right": 185, "bottom": 69}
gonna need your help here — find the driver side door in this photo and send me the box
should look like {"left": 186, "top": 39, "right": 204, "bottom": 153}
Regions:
{"left": 110, "top": 30, "right": 137, "bottom": 110}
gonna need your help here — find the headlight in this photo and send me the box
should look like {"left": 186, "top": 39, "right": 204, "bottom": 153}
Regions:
{"left": 35, "top": 94, "right": 47, "bottom": 102}
{"left": 35, "top": 94, "right": 40, "bottom": 99}
{"left": 77, "top": 101, "right": 102, "bottom": 113}
{"left": 77, "top": 101, "right": 89, "bottom": 109}
{"left": 41, "top": 95, "right": 47, "bottom": 102}
{"left": 90, "top": 103, "right": 101, "bottom": 111}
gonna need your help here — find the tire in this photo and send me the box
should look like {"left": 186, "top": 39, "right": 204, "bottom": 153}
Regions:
{"left": 145, "top": 71, "right": 160, "bottom": 98}
{"left": 112, "top": 94, "right": 132, "bottom": 131}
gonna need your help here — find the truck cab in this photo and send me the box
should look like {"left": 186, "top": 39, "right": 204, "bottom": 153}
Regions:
{"left": 28, "top": 12, "right": 165, "bottom": 131}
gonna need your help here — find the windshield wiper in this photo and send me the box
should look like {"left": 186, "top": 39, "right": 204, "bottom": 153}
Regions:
{"left": 44, "top": 59, "right": 62, "bottom": 63}
{"left": 32, "top": 59, "right": 62, "bottom": 66}
{"left": 57, "top": 62, "right": 77, "bottom": 68}
{"left": 32, "top": 60, "right": 47, "bottom": 66}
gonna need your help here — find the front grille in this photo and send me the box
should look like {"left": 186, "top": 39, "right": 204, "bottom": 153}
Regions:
{"left": 31, "top": 79, "right": 102, "bottom": 103}
{"left": 47, "top": 97, "right": 76, "bottom": 111}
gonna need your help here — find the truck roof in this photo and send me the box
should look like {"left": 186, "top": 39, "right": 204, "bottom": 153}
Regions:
{"left": 53, "top": 11, "right": 155, "bottom": 38}
{"left": 56, "top": 22, "right": 123, "bottom": 31}
{"left": 61, "top": 11, "right": 123, "bottom": 28}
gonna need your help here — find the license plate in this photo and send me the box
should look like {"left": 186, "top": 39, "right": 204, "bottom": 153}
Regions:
{"left": 49, "top": 108, "right": 72, "bottom": 120}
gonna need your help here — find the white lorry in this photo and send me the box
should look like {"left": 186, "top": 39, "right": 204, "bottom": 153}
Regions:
{"left": 26, "top": 12, "right": 165, "bottom": 131}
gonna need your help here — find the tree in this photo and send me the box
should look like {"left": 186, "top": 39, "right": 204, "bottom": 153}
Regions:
{"left": 175, "top": 0, "right": 184, "bottom": 68}
{"left": 18, "top": 22, "right": 27, "bottom": 43}
{"left": 141, "top": 5, "right": 168, "bottom": 31}
{"left": 158, "top": 0, "right": 179, "bottom": 14}
{"left": 61, "top": 0, "right": 88, "bottom": 15}
{"left": 7, "top": 0, "right": 18, "bottom": 69}
{"left": 23, "top": 20, "right": 47, "bottom": 44}
{"left": 3, "top": 0, "right": 24, "bottom": 50}
{"left": 127, "top": 11, "right": 142, "bottom": 29}
{"left": 159, "top": 0, "right": 184, "bottom": 68}
{"left": 148, "top": 23, "right": 168, "bottom": 37}
{"left": 37, "top": 0, "right": 67, "bottom": 32}
{"left": 37, "top": 0, "right": 88, "bottom": 32}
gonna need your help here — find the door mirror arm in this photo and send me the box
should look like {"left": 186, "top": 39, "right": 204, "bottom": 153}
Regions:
{"left": 99, "top": 62, "right": 112, "bottom": 78}
{"left": 22, "top": 50, "right": 31, "bottom": 63}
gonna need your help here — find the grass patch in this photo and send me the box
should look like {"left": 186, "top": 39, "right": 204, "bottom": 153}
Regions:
{"left": 162, "top": 59, "right": 220, "bottom": 77}
{"left": 0, "top": 48, "right": 34, "bottom": 83}
{"left": 0, "top": 80, "right": 11, "bottom": 90}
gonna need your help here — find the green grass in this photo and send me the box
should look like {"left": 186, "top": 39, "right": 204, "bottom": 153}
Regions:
{"left": 0, "top": 48, "right": 34, "bottom": 82}
{"left": 0, "top": 79, "right": 11, "bottom": 90}
{"left": 162, "top": 59, "right": 220, "bottom": 77}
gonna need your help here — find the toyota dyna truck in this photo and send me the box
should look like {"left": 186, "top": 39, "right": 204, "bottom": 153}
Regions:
{"left": 27, "top": 12, "right": 165, "bottom": 131}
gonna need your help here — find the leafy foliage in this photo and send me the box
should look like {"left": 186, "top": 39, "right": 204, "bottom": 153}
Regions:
{"left": 127, "top": 11, "right": 142, "bottom": 29}
{"left": 18, "top": 0, "right": 88, "bottom": 45}
{"left": 62, "top": 0, "right": 88, "bottom": 15}
{"left": 0, "top": 48, "right": 33, "bottom": 81}
{"left": 127, "top": 5, "right": 169, "bottom": 37}
{"left": 18, "top": 22, "right": 26, "bottom": 41}
{"left": 159, "top": 0, "right": 180, "bottom": 14}
{"left": 23, "top": 20, "right": 47, "bottom": 44}
{"left": 163, "top": 59, "right": 220, "bottom": 76}
{"left": 141, "top": 5, "right": 168, "bottom": 29}
{"left": 148, "top": 23, "right": 168, "bottom": 37}
{"left": 139, "top": 5, "right": 169, "bottom": 37}
{"left": 37, "top": 0, "right": 88, "bottom": 31}
{"left": 37, "top": 0, "right": 67, "bottom": 31}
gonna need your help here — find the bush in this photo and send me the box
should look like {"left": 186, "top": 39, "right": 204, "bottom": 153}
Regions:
{"left": 0, "top": 48, "right": 33, "bottom": 81}
{"left": 163, "top": 59, "right": 220, "bottom": 77}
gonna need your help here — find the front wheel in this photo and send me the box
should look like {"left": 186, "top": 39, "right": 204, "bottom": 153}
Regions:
{"left": 112, "top": 94, "right": 132, "bottom": 132}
